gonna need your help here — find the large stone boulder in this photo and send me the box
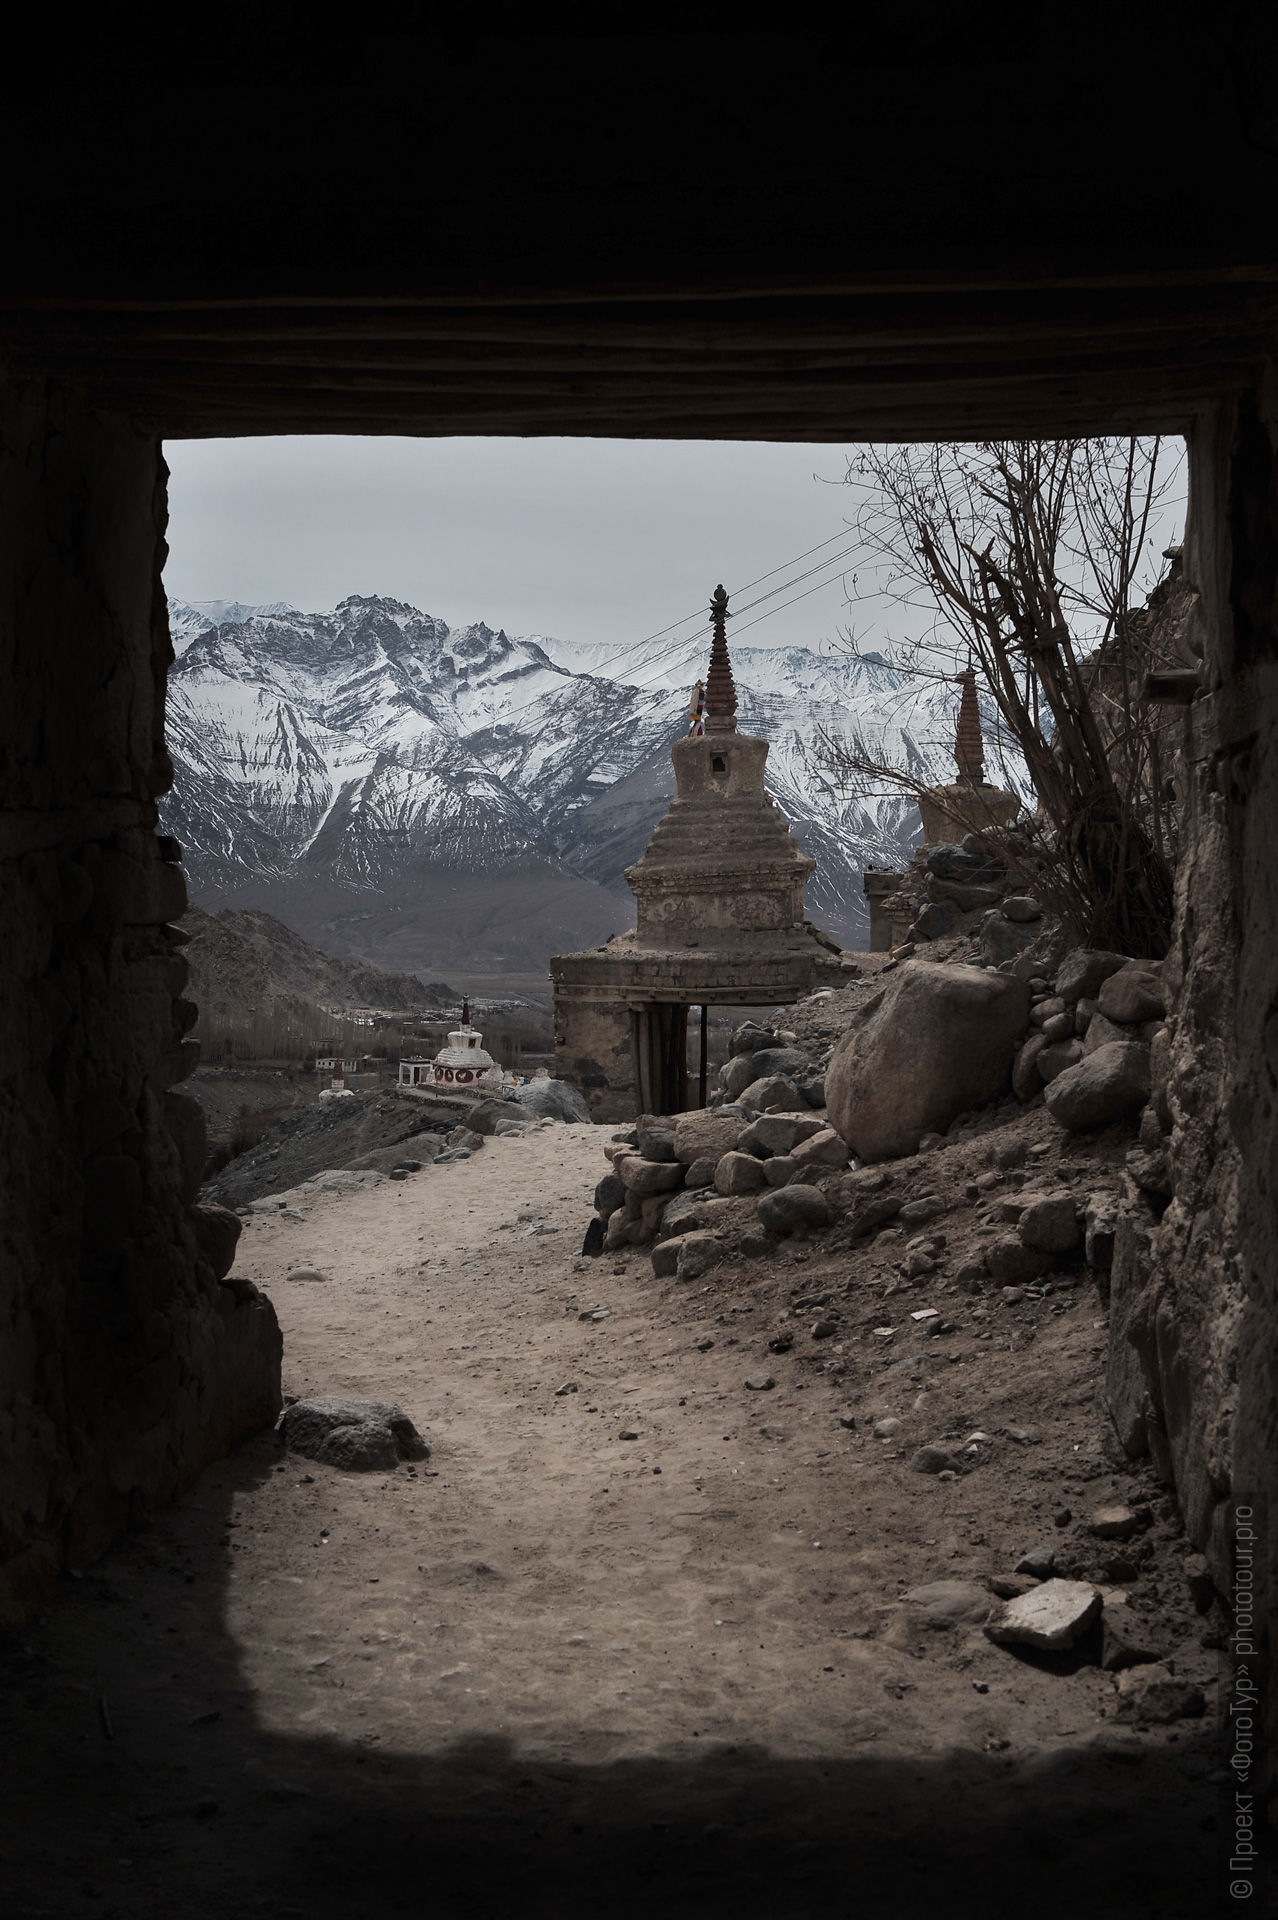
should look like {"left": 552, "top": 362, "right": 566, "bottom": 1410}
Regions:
{"left": 281, "top": 1396, "right": 430, "bottom": 1472}
{"left": 790, "top": 1126, "right": 849, "bottom": 1172}
{"left": 1054, "top": 949, "right": 1129, "bottom": 1004}
{"left": 740, "top": 1113, "right": 801, "bottom": 1158}
{"left": 747, "top": 1046, "right": 811, "bottom": 1082}
{"left": 513, "top": 1078, "right": 590, "bottom": 1122}
{"left": 738, "top": 1074, "right": 802, "bottom": 1114}
{"left": 617, "top": 1155, "right": 684, "bottom": 1197}
{"left": 1044, "top": 1042, "right": 1151, "bottom": 1130}
{"left": 826, "top": 962, "right": 1030, "bottom": 1161}
{"left": 731, "top": 1021, "right": 779, "bottom": 1055}
{"left": 1097, "top": 966, "right": 1166, "bottom": 1024}
{"left": 673, "top": 1110, "right": 747, "bottom": 1165}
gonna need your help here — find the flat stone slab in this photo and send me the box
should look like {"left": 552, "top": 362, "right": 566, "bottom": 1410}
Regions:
{"left": 985, "top": 1578, "right": 1101, "bottom": 1649}
{"left": 281, "top": 1395, "right": 431, "bottom": 1472}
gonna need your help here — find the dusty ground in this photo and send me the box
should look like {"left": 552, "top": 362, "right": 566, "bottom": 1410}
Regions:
{"left": 3, "top": 1123, "right": 1227, "bottom": 1919}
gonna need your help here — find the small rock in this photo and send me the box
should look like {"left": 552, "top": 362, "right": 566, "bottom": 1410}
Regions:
{"left": 990, "top": 1574, "right": 1040, "bottom": 1599}
{"left": 676, "top": 1232, "right": 723, "bottom": 1281}
{"left": 1084, "top": 1198, "right": 1118, "bottom": 1271}
{"left": 650, "top": 1239, "right": 681, "bottom": 1278}
{"left": 1015, "top": 1545, "right": 1056, "bottom": 1579}
{"left": 281, "top": 1397, "right": 430, "bottom": 1472}
{"left": 1184, "top": 1553, "right": 1216, "bottom": 1613}
{"left": 1045, "top": 1042, "right": 1151, "bottom": 1130}
{"left": 594, "top": 1172, "right": 626, "bottom": 1216}
{"left": 984, "top": 1579, "right": 1101, "bottom": 1649}
{"left": 1012, "top": 1033, "right": 1049, "bottom": 1100}
{"left": 684, "top": 1156, "right": 717, "bottom": 1189}
{"left": 617, "top": 1156, "right": 685, "bottom": 1198}
{"left": 714, "top": 1150, "right": 768, "bottom": 1196}
{"left": 1002, "top": 895, "right": 1042, "bottom": 924}
{"left": 739, "top": 1074, "right": 805, "bottom": 1115}
{"left": 1052, "top": 1507, "right": 1072, "bottom": 1527}
{"left": 618, "top": 1428, "right": 640, "bottom": 1441}
{"left": 1090, "top": 1506, "right": 1139, "bottom": 1541}
{"left": 1114, "top": 1663, "right": 1206, "bottom": 1724}
{"left": 985, "top": 1235, "right": 1050, "bottom": 1283}
{"left": 756, "top": 1185, "right": 830, "bottom": 1236}
{"left": 555, "top": 1382, "right": 579, "bottom": 1396}
{"left": 873, "top": 1417, "right": 902, "bottom": 1439}
{"left": 1017, "top": 1192, "right": 1083, "bottom": 1254}
{"left": 1100, "top": 1608, "right": 1163, "bottom": 1672}
{"left": 904, "top": 1580, "right": 993, "bottom": 1628}
{"left": 745, "top": 1374, "right": 776, "bottom": 1392}
{"left": 1097, "top": 967, "right": 1166, "bottom": 1025}
{"left": 1054, "top": 949, "right": 1130, "bottom": 1005}
{"left": 739, "top": 1114, "right": 801, "bottom": 1158}
{"left": 694, "top": 1336, "right": 715, "bottom": 1351}
{"left": 768, "top": 1333, "right": 794, "bottom": 1353}
{"left": 762, "top": 1155, "right": 799, "bottom": 1187}
{"left": 789, "top": 1127, "right": 849, "bottom": 1172}
{"left": 581, "top": 1217, "right": 606, "bottom": 1257}
{"left": 286, "top": 1268, "right": 330, "bottom": 1284}
{"left": 838, "top": 1413, "right": 857, "bottom": 1430}
{"left": 909, "top": 1445, "right": 954, "bottom": 1474}
{"left": 636, "top": 1124, "right": 678, "bottom": 1162}
{"left": 811, "top": 1318, "right": 838, "bottom": 1339}
{"left": 1037, "top": 1038, "right": 1084, "bottom": 1082}
{"left": 899, "top": 1195, "right": 947, "bottom": 1226}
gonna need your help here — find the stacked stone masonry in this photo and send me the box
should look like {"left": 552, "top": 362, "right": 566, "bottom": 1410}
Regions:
{"left": 0, "top": 387, "right": 281, "bottom": 1626}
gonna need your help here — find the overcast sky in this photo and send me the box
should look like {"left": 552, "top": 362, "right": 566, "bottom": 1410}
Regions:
{"left": 163, "top": 437, "right": 865, "bottom": 654}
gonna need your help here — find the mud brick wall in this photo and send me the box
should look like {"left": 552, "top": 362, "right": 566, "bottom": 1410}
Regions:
{"left": 0, "top": 382, "right": 281, "bottom": 1623}
{"left": 1106, "top": 385, "right": 1276, "bottom": 1740}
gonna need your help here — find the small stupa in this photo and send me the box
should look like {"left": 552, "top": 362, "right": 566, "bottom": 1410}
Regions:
{"left": 397, "top": 1000, "right": 506, "bottom": 1093}
{"left": 916, "top": 666, "right": 1020, "bottom": 845}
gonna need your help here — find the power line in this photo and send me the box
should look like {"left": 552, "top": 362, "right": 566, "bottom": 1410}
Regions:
{"left": 473, "top": 524, "right": 860, "bottom": 729}
{"left": 566, "top": 522, "right": 858, "bottom": 676}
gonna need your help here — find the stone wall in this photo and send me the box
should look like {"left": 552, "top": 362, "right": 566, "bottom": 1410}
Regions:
{"left": 0, "top": 381, "right": 281, "bottom": 1625}
{"left": 1106, "top": 387, "right": 1276, "bottom": 1740}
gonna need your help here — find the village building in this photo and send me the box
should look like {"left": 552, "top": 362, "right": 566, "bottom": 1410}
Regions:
{"left": 552, "top": 588, "right": 850, "bottom": 1119}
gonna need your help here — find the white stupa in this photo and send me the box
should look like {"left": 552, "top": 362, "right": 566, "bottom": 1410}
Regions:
{"left": 397, "top": 1001, "right": 506, "bottom": 1093}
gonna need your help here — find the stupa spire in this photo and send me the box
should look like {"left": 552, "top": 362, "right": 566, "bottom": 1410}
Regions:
{"left": 954, "top": 665, "right": 984, "bottom": 781}
{"left": 704, "top": 584, "right": 738, "bottom": 733}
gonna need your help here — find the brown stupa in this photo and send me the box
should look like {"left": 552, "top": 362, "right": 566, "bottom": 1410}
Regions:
{"left": 550, "top": 585, "right": 848, "bottom": 1118}
{"left": 917, "top": 664, "right": 1020, "bottom": 844}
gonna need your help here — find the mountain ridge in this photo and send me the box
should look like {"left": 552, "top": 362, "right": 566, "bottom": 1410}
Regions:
{"left": 161, "top": 593, "right": 994, "bottom": 974}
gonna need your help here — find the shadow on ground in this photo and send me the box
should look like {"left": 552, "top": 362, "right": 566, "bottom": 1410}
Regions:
{"left": 2, "top": 1434, "right": 1223, "bottom": 1920}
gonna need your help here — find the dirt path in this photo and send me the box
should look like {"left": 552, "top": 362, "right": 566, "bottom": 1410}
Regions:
{"left": 3, "top": 1123, "right": 1224, "bottom": 1919}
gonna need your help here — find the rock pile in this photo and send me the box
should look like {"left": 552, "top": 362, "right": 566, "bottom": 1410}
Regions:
{"left": 583, "top": 1075, "right": 849, "bottom": 1272}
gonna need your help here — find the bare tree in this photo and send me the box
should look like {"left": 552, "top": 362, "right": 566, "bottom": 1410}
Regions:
{"left": 822, "top": 438, "right": 1184, "bottom": 958}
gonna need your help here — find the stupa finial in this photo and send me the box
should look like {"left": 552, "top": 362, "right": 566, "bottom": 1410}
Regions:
{"left": 704, "top": 584, "right": 737, "bottom": 733}
{"left": 462, "top": 997, "right": 471, "bottom": 1027}
{"left": 954, "top": 664, "right": 984, "bottom": 781}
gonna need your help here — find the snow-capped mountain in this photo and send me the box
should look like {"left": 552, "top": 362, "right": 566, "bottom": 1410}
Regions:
{"left": 160, "top": 593, "right": 994, "bottom": 975}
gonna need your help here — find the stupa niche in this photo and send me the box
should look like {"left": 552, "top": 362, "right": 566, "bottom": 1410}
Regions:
{"left": 916, "top": 667, "right": 1020, "bottom": 845}
{"left": 552, "top": 587, "right": 848, "bottom": 1120}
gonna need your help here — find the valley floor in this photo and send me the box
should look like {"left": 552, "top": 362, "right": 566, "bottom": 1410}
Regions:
{"left": 4, "top": 1127, "right": 1225, "bottom": 1918}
